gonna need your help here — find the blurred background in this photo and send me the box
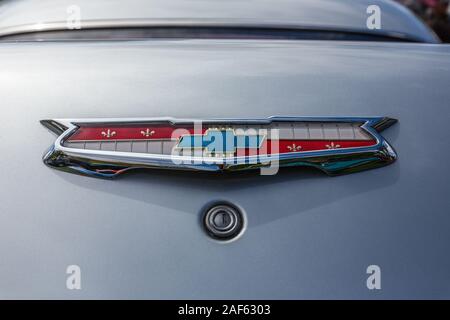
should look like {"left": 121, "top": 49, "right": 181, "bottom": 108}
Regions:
{"left": 396, "top": 0, "right": 450, "bottom": 42}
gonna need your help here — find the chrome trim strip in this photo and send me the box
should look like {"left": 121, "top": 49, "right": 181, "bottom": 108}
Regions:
{"left": 0, "top": 19, "right": 430, "bottom": 43}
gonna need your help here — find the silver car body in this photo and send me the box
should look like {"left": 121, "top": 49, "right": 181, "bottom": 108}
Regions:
{"left": 0, "top": 0, "right": 449, "bottom": 299}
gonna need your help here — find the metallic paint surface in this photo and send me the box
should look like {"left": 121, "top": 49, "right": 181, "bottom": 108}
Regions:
{"left": 0, "top": 39, "right": 449, "bottom": 299}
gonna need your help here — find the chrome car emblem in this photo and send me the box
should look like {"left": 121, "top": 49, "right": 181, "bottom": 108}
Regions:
{"left": 176, "top": 128, "right": 266, "bottom": 156}
{"left": 40, "top": 117, "right": 397, "bottom": 178}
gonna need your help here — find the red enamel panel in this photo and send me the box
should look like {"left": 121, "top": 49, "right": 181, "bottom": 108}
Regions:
{"left": 67, "top": 125, "right": 206, "bottom": 141}
{"left": 269, "top": 140, "right": 376, "bottom": 154}
{"left": 237, "top": 139, "right": 376, "bottom": 156}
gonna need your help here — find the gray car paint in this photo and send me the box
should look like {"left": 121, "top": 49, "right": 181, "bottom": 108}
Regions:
{"left": 0, "top": 39, "right": 449, "bottom": 299}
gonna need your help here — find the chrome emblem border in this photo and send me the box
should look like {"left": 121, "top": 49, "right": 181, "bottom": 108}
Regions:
{"left": 40, "top": 117, "right": 397, "bottom": 178}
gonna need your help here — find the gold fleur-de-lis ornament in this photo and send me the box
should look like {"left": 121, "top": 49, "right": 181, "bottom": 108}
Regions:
{"left": 141, "top": 128, "right": 155, "bottom": 137}
{"left": 287, "top": 144, "right": 302, "bottom": 152}
{"left": 101, "top": 129, "right": 116, "bottom": 138}
{"left": 326, "top": 142, "right": 341, "bottom": 149}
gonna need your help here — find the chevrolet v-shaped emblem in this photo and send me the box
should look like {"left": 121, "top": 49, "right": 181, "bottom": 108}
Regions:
{"left": 40, "top": 116, "right": 397, "bottom": 178}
